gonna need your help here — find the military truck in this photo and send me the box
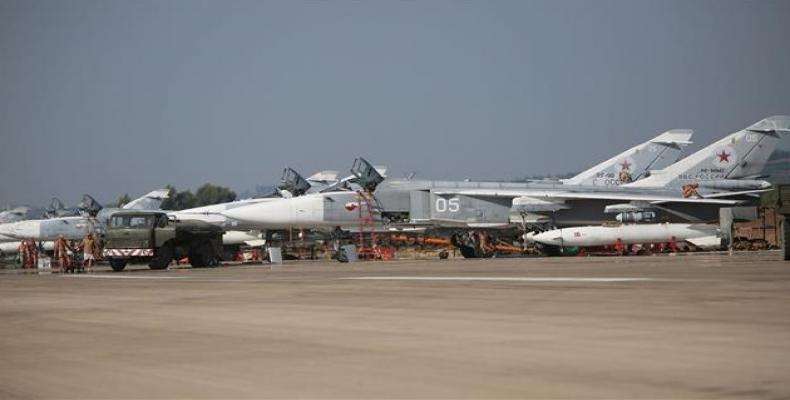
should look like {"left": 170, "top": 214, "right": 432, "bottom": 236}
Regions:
{"left": 755, "top": 184, "right": 790, "bottom": 261}
{"left": 102, "top": 211, "right": 223, "bottom": 271}
{"left": 778, "top": 185, "right": 790, "bottom": 261}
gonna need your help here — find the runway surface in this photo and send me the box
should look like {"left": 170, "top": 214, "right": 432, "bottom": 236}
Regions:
{"left": 1, "top": 252, "right": 789, "bottom": 399}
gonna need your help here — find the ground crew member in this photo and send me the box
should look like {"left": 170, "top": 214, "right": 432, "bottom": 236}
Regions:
{"left": 668, "top": 236, "right": 678, "bottom": 253}
{"left": 32, "top": 239, "right": 40, "bottom": 268}
{"left": 24, "top": 239, "right": 38, "bottom": 269}
{"left": 80, "top": 233, "right": 96, "bottom": 272}
{"left": 614, "top": 238, "right": 625, "bottom": 256}
{"left": 17, "top": 241, "right": 27, "bottom": 268}
{"left": 54, "top": 235, "right": 72, "bottom": 272}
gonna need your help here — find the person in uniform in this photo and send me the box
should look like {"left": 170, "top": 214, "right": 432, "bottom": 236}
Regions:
{"left": 17, "top": 241, "right": 27, "bottom": 268}
{"left": 80, "top": 233, "right": 96, "bottom": 272}
{"left": 54, "top": 234, "right": 72, "bottom": 272}
{"left": 26, "top": 239, "right": 38, "bottom": 269}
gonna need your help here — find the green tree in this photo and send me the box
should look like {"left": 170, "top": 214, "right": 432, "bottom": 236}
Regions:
{"left": 194, "top": 184, "right": 236, "bottom": 207}
{"left": 159, "top": 183, "right": 234, "bottom": 210}
{"left": 116, "top": 193, "right": 131, "bottom": 208}
{"left": 761, "top": 188, "right": 779, "bottom": 208}
{"left": 160, "top": 185, "right": 178, "bottom": 210}
{"left": 173, "top": 190, "right": 197, "bottom": 210}
{"left": 160, "top": 185, "right": 197, "bottom": 211}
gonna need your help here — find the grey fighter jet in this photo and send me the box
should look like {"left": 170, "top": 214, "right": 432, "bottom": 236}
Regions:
{"left": 373, "top": 116, "right": 787, "bottom": 230}
{"left": 223, "top": 117, "right": 783, "bottom": 231}
{"left": 0, "top": 189, "right": 169, "bottom": 242}
{"left": 220, "top": 127, "right": 695, "bottom": 229}
{"left": 0, "top": 207, "right": 31, "bottom": 224}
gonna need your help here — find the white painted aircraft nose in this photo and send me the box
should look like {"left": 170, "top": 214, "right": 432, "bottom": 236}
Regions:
{"left": 8, "top": 220, "right": 40, "bottom": 239}
{"left": 0, "top": 225, "right": 12, "bottom": 238}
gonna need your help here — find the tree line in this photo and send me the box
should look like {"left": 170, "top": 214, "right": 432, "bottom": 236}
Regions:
{"left": 116, "top": 184, "right": 237, "bottom": 210}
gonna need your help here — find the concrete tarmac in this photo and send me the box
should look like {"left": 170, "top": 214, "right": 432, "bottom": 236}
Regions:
{"left": 1, "top": 252, "right": 789, "bottom": 399}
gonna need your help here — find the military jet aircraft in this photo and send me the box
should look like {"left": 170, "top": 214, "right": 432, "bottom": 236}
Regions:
{"left": 221, "top": 117, "right": 787, "bottom": 237}
{"left": 0, "top": 207, "right": 31, "bottom": 224}
{"left": 0, "top": 189, "right": 169, "bottom": 243}
{"left": 169, "top": 167, "right": 340, "bottom": 229}
{"left": 218, "top": 127, "right": 696, "bottom": 230}
{"left": 383, "top": 117, "right": 785, "bottom": 229}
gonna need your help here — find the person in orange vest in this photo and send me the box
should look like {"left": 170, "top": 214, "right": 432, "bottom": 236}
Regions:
{"left": 79, "top": 233, "right": 97, "bottom": 273}
{"left": 53, "top": 234, "right": 73, "bottom": 272}
{"left": 23, "top": 239, "right": 38, "bottom": 269}
{"left": 17, "top": 241, "right": 27, "bottom": 268}
{"left": 668, "top": 236, "right": 678, "bottom": 253}
{"left": 614, "top": 238, "right": 625, "bottom": 256}
{"left": 32, "top": 239, "right": 40, "bottom": 267}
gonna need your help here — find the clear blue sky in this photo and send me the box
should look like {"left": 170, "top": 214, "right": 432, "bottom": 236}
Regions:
{"left": 1, "top": 0, "right": 789, "bottom": 206}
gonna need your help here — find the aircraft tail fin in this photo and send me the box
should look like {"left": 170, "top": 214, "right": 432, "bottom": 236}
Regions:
{"left": 122, "top": 189, "right": 170, "bottom": 210}
{"left": 44, "top": 198, "right": 68, "bottom": 218}
{"left": 562, "top": 129, "right": 693, "bottom": 186}
{"left": 625, "top": 116, "right": 790, "bottom": 190}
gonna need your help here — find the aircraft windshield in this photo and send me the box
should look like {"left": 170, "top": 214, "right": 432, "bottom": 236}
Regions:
{"left": 111, "top": 215, "right": 156, "bottom": 228}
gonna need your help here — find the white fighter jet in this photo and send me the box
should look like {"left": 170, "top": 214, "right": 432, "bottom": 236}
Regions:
{"left": 0, "top": 189, "right": 169, "bottom": 243}
{"left": 218, "top": 127, "right": 698, "bottom": 230}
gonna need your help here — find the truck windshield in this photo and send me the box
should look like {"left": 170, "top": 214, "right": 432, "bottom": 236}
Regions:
{"left": 111, "top": 215, "right": 156, "bottom": 228}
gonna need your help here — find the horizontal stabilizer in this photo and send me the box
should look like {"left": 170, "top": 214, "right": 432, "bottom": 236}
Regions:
{"left": 649, "top": 129, "right": 694, "bottom": 146}
{"left": 123, "top": 189, "right": 170, "bottom": 210}
{"left": 306, "top": 170, "right": 339, "bottom": 184}
{"left": 746, "top": 115, "right": 790, "bottom": 133}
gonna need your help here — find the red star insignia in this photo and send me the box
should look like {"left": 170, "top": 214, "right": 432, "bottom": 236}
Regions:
{"left": 619, "top": 160, "right": 631, "bottom": 170}
{"left": 716, "top": 150, "right": 731, "bottom": 163}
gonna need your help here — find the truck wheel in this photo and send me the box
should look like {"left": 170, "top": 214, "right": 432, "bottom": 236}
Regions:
{"left": 109, "top": 259, "right": 127, "bottom": 272}
{"left": 189, "top": 240, "right": 215, "bottom": 268}
{"left": 149, "top": 242, "right": 174, "bottom": 270}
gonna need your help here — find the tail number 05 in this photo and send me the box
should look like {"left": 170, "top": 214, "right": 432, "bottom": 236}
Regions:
{"left": 435, "top": 197, "right": 460, "bottom": 213}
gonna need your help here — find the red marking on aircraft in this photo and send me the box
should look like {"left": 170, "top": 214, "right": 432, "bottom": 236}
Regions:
{"left": 619, "top": 160, "right": 631, "bottom": 170}
{"left": 716, "top": 150, "right": 731, "bottom": 163}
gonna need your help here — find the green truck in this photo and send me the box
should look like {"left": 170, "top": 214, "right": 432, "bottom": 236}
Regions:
{"left": 760, "top": 184, "right": 790, "bottom": 261}
{"left": 102, "top": 210, "right": 223, "bottom": 271}
{"left": 779, "top": 185, "right": 790, "bottom": 261}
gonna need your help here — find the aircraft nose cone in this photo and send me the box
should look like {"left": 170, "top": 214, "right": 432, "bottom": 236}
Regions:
{"left": 531, "top": 231, "right": 563, "bottom": 246}
{"left": 0, "top": 224, "right": 12, "bottom": 237}
{"left": 7, "top": 220, "right": 39, "bottom": 239}
{"left": 523, "top": 231, "right": 537, "bottom": 244}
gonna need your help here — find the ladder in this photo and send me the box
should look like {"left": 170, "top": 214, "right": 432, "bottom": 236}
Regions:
{"left": 356, "top": 191, "right": 381, "bottom": 260}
